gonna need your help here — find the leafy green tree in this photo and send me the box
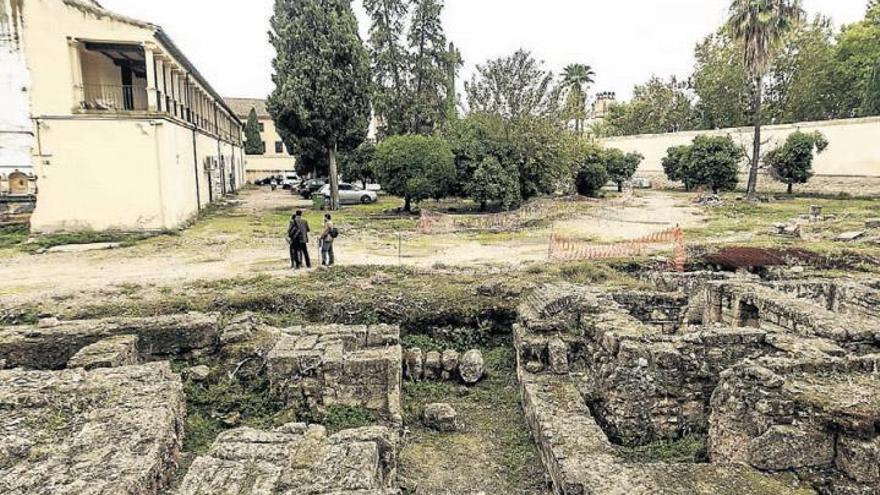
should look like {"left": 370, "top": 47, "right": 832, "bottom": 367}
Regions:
{"left": 466, "top": 156, "right": 520, "bottom": 211}
{"left": 836, "top": 2, "right": 880, "bottom": 116}
{"left": 688, "top": 135, "right": 744, "bottom": 194}
{"left": 693, "top": 33, "right": 753, "bottom": 130}
{"left": 605, "top": 76, "right": 698, "bottom": 136}
{"left": 603, "top": 149, "right": 643, "bottom": 192}
{"left": 267, "top": 0, "right": 371, "bottom": 210}
{"left": 408, "top": 0, "right": 454, "bottom": 134}
{"left": 364, "top": 0, "right": 411, "bottom": 138}
{"left": 465, "top": 50, "right": 560, "bottom": 119}
{"left": 372, "top": 135, "right": 455, "bottom": 211}
{"left": 662, "top": 145, "right": 695, "bottom": 191}
{"left": 561, "top": 64, "right": 596, "bottom": 132}
{"left": 764, "top": 131, "right": 828, "bottom": 193}
{"left": 244, "top": 108, "right": 264, "bottom": 155}
{"left": 338, "top": 141, "right": 376, "bottom": 188}
{"left": 727, "top": 0, "right": 804, "bottom": 198}
{"left": 766, "top": 16, "right": 849, "bottom": 123}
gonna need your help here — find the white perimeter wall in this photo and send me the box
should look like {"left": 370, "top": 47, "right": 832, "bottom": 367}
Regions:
{"left": 603, "top": 117, "right": 880, "bottom": 178}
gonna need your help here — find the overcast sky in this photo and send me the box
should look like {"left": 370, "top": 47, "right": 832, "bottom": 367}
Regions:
{"left": 100, "top": 0, "right": 867, "bottom": 102}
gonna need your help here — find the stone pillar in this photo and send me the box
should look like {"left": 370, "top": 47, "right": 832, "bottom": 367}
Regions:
{"left": 67, "top": 38, "right": 83, "bottom": 110}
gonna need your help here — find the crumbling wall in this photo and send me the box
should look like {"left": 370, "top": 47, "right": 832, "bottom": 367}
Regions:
{"left": 267, "top": 324, "right": 402, "bottom": 422}
{"left": 610, "top": 291, "right": 689, "bottom": 333}
{"left": 710, "top": 355, "right": 880, "bottom": 494}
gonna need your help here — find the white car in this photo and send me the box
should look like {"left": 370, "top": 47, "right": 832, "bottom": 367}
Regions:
{"left": 319, "top": 183, "right": 378, "bottom": 205}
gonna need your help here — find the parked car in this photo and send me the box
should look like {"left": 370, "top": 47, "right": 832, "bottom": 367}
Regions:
{"left": 281, "top": 174, "right": 300, "bottom": 190}
{"left": 297, "top": 178, "right": 328, "bottom": 199}
{"left": 318, "top": 183, "right": 378, "bottom": 205}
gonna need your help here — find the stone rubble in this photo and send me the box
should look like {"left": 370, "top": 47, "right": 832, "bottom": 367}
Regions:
{"left": 402, "top": 347, "right": 484, "bottom": 385}
{"left": 0, "top": 362, "right": 186, "bottom": 495}
{"left": 422, "top": 403, "right": 457, "bottom": 432}
{"left": 66, "top": 334, "right": 139, "bottom": 370}
{"left": 458, "top": 349, "right": 485, "bottom": 384}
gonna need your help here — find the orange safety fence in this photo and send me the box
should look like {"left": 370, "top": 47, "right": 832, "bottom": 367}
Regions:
{"left": 548, "top": 226, "right": 686, "bottom": 272}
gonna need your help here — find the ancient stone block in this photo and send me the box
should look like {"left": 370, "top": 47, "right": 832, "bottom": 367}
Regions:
{"left": 547, "top": 337, "right": 569, "bottom": 374}
{"left": 66, "top": 334, "right": 139, "bottom": 370}
{"left": 404, "top": 347, "right": 423, "bottom": 380}
{"left": 175, "top": 424, "right": 399, "bottom": 495}
{"left": 423, "top": 403, "right": 457, "bottom": 432}
{"left": 836, "top": 435, "right": 880, "bottom": 483}
{"left": 748, "top": 425, "right": 835, "bottom": 471}
{"left": 267, "top": 325, "right": 402, "bottom": 421}
{"left": 459, "top": 349, "right": 484, "bottom": 384}
{"left": 441, "top": 349, "right": 459, "bottom": 380}
{"left": 866, "top": 218, "right": 880, "bottom": 230}
{"left": 423, "top": 351, "right": 441, "bottom": 380}
{"left": 0, "top": 312, "right": 220, "bottom": 369}
{"left": 0, "top": 362, "right": 185, "bottom": 495}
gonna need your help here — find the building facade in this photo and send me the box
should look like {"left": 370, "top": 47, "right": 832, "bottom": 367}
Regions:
{"left": 225, "top": 98, "right": 295, "bottom": 183}
{"left": 0, "top": 0, "right": 244, "bottom": 232}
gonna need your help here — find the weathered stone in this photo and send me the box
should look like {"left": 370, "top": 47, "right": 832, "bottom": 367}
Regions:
{"left": 45, "top": 242, "right": 121, "bottom": 254}
{"left": 837, "top": 230, "right": 866, "bottom": 242}
{"left": 0, "top": 313, "right": 220, "bottom": 370}
{"left": 459, "top": 349, "right": 484, "bottom": 384}
{"left": 267, "top": 324, "right": 402, "bottom": 421}
{"left": 440, "top": 349, "right": 459, "bottom": 380}
{"left": 547, "top": 337, "right": 569, "bottom": 374}
{"left": 175, "top": 424, "right": 399, "bottom": 495}
{"left": 865, "top": 218, "right": 880, "bottom": 229}
{"left": 423, "top": 351, "right": 441, "bottom": 380}
{"left": 748, "top": 425, "right": 835, "bottom": 470}
{"left": 404, "top": 348, "right": 423, "bottom": 380}
{"left": 423, "top": 403, "right": 457, "bottom": 432}
{"left": 0, "top": 362, "right": 185, "bottom": 495}
{"left": 37, "top": 317, "right": 60, "bottom": 328}
{"left": 836, "top": 435, "right": 880, "bottom": 483}
{"left": 524, "top": 360, "right": 544, "bottom": 374}
{"left": 67, "top": 334, "right": 139, "bottom": 370}
{"left": 187, "top": 365, "right": 211, "bottom": 382}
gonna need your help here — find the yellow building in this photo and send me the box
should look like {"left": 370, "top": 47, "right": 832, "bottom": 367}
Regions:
{"left": 225, "top": 98, "right": 296, "bottom": 183}
{"left": 1, "top": 0, "right": 244, "bottom": 232}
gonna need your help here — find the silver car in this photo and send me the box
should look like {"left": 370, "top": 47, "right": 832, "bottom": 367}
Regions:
{"left": 319, "top": 183, "right": 379, "bottom": 205}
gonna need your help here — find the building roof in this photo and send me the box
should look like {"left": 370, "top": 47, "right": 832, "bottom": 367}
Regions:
{"left": 224, "top": 98, "right": 269, "bottom": 119}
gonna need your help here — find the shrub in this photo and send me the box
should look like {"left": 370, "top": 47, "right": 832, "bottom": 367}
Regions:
{"left": 765, "top": 131, "right": 829, "bottom": 194}
{"left": 373, "top": 135, "right": 456, "bottom": 211}
{"left": 604, "top": 148, "right": 643, "bottom": 192}
{"left": 466, "top": 156, "right": 521, "bottom": 210}
{"left": 662, "top": 135, "right": 742, "bottom": 193}
{"left": 576, "top": 162, "right": 609, "bottom": 197}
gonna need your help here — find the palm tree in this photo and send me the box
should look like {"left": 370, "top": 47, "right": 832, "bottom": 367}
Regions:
{"left": 561, "top": 64, "right": 596, "bottom": 132}
{"left": 727, "top": 0, "right": 803, "bottom": 199}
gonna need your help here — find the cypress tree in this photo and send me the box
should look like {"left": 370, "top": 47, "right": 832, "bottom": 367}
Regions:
{"left": 268, "top": 0, "right": 371, "bottom": 210}
{"left": 244, "top": 108, "right": 263, "bottom": 155}
{"left": 364, "top": 0, "right": 410, "bottom": 138}
{"left": 408, "top": 0, "right": 453, "bottom": 134}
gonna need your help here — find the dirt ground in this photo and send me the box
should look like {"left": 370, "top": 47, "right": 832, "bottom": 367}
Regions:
{"left": 0, "top": 188, "right": 703, "bottom": 298}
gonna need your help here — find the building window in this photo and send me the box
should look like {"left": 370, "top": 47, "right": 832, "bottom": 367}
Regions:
{"left": 261, "top": 141, "right": 266, "bottom": 154}
{"left": 259, "top": 123, "right": 265, "bottom": 132}
{"left": 275, "top": 141, "right": 284, "bottom": 154}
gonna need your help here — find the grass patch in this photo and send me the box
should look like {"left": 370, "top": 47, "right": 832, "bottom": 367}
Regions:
{"left": 321, "top": 405, "right": 378, "bottom": 433}
{"left": 20, "top": 230, "right": 173, "bottom": 253}
{"left": 615, "top": 435, "right": 709, "bottom": 464}
{"left": 0, "top": 225, "right": 28, "bottom": 249}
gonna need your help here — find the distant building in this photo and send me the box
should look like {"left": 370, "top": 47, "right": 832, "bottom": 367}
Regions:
{"left": 0, "top": 0, "right": 244, "bottom": 232}
{"left": 225, "top": 98, "right": 295, "bottom": 183}
{"left": 590, "top": 92, "right": 616, "bottom": 120}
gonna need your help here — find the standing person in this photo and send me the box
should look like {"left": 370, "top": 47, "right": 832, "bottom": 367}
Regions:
{"left": 319, "top": 213, "right": 336, "bottom": 267}
{"left": 290, "top": 210, "right": 311, "bottom": 269}
{"left": 286, "top": 214, "right": 300, "bottom": 268}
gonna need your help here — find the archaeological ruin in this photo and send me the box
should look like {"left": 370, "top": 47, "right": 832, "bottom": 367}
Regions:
{"left": 1, "top": 271, "right": 879, "bottom": 494}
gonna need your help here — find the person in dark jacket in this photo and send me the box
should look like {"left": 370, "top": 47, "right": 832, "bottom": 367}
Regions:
{"left": 287, "top": 210, "right": 311, "bottom": 269}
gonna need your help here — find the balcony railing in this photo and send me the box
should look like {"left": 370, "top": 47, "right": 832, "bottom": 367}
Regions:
{"left": 80, "top": 84, "right": 148, "bottom": 112}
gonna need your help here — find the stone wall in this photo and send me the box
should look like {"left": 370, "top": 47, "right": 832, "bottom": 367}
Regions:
{"left": 710, "top": 355, "right": 880, "bottom": 494}
{"left": 266, "top": 324, "right": 402, "bottom": 423}
{"left": 0, "top": 362, "right": 186, "bottom": 495}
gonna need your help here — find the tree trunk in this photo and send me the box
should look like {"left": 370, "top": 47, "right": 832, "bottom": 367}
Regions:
{"left": 404, "top": 195, "right": 411, "bottom": 213}
{"left": 746, "top": 76, "right": 763, "bottom": 200}
{"left": 329, "top": 143, "right": 340, "bottom": 210}
{"left": 480, "top": 200, "right": 487, "bottom": 212}
{"left": 617, "top": 181, "right": 623, "bottom": 193}
{"left": 787, "top": 183, "right": 793, "bottom": 195}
